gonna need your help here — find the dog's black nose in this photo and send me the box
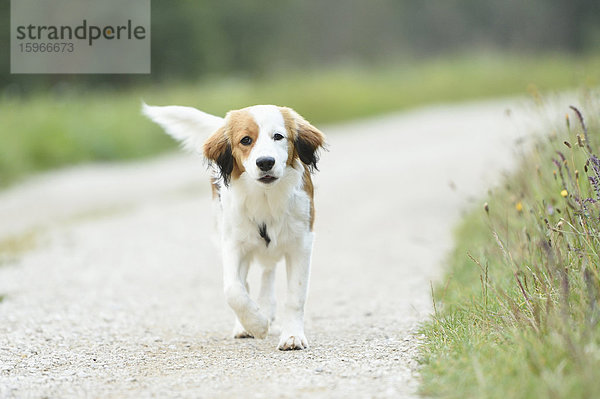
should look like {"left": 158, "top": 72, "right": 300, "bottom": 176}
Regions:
{"left": 256, "top": 157, "right": 275, "bottom": 171}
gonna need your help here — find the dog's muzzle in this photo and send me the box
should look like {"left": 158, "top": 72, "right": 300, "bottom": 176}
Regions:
{"left": 256, "top": 157, "right": 275, "bottom": 172}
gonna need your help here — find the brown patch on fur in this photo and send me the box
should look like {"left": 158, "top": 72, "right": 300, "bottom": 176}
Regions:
{"left": 280, "top": 106, "right": 324, "bottom": 231}
{"left": 302, "top": 166, "right": 316, "bottom": 230}
{"left": 203, "top": 110, "right": 259, "bottom": 184}
{"left": 203, "top": 126, "right": 228, "bottom": 161}
{"left": 279, "top": 106, "right": 325, "bottom": 170}
{"left": 279, "top": 107, "right": 298, "bottom": 166}
{"left": 227, "top": 110, "right": 259, "bottom": 180}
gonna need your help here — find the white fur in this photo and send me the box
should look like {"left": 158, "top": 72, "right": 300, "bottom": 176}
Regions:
{"left": 143, "top": 103, "right": 316, "bottom": 350}
{"left": 242, "top": 105, "right": 289, "bottom": 181}
{"left": 142, "top": 103, "right": 224, "bottom": 153}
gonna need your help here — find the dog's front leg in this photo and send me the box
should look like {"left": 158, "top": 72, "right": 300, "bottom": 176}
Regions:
{"left": 279, "top": 236, "right": 313, "bottom": 350}
{"left": 257, "top": 267, "right": 277, "bottom": 323}
{"left": 231, "top": 262, "right": 253, "bottom": 338}
{"left": 222, "top": 247, "right": 270, "bottom": 339}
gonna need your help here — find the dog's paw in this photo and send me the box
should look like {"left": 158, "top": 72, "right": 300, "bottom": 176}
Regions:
{"left": 232, "top": 318, "right": 253, "bottom": 339}
{"left": 241, "top": 312, "right": 270, "bottom": 339}
{"left": 232, "top": 323, "right": 253, "bottom": 339}
{"left": 278, "top": 332, "right": 308, "bottom": 350}
{"left": 233, "top": 331, "right": 253, "bottom": 339}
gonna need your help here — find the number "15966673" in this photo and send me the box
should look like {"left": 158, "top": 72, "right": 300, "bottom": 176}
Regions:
{"left": 19, "top": 42, "right": 74, "bottom": 53}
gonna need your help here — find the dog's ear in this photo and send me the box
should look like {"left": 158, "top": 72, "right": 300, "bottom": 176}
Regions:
{"left": 142, "top": 103, "right": 224, "bottom": 152}
{"left": 204, "top": 126, "right": 234, "bottom": 186}
{"left": 287, "top": 109, "right": 325, "bottom": 171}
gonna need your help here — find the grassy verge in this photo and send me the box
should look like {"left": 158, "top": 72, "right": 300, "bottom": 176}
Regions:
{"left": 420, "top": 94, "right": 600, "bottom": 397}
{"left": 1, "top": 53, "right": 600, "bottom": 187}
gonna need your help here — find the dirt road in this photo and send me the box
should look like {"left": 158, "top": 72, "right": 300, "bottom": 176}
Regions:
{"left": 0, "top": 98, "right": 555, "bottom": 398}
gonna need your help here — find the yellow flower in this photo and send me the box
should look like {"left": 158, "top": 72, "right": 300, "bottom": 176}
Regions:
{"left": 561, "top": 189, "right": 568, "bottom": 197}
{"left": 516, "top": 202, "right": 523, "bottom": 212}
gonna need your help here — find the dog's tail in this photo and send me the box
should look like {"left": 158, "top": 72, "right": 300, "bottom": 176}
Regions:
{"left": 142, "top": 103, "right": 224, "bottom": 154}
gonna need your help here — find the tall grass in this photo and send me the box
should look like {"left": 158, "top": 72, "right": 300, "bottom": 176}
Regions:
{"left": 420, "top": 92, "right": 600, "bottom": 398}
{"left": 1, "top": 53, "right": 600, "bottom": 187}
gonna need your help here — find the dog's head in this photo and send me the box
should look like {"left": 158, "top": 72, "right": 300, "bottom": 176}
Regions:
{"left": 143, "top": 104, "right": 325, "bottom": 187}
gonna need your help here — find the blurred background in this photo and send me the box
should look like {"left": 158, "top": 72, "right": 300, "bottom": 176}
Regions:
{"left": 1, "top": 0, "right": 599, "bottom": 187}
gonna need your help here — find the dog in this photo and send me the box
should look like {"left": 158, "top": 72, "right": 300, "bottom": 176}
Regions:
{"left": 142, "top": 104, "right": 325, "bottom": 350}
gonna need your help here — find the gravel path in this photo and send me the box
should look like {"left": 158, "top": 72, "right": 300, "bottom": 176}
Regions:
{"left": 0, "top": 98, "right": 556, "bottom": 398}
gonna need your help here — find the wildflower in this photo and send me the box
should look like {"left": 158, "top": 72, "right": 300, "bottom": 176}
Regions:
{"left": 563, "top": 141, "right": 571, "bottom": 148}
{"left": 565, "top": 113, "right": 570, "bottom": 129}
{"left": 575, "top": 170, "right": 579, "bottom": 180}
{"left": 588, "top": 156, "right": 600, "bottom": 200}
{"left": 569, "top": 105, "right": 590, "bottom": 150}
{"left": 516, "top": 202, "right": 523, "bottom": 212}
{"left": 561, "top": 189, "right": 568, "bottom": 197}
{"left": 484, "top": 202, "right": 489, "bottom": 214}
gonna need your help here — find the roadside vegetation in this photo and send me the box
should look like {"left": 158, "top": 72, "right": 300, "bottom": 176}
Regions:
{"left": 1, "top": 53, "right": 600, "bottom": 187}
{"left": 420, "top": 92, "right": 600, "bottom": 398}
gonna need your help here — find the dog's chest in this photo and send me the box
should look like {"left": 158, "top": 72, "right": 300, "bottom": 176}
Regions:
{"left": 221, "top": 184, "right": 310, "bottom": 257}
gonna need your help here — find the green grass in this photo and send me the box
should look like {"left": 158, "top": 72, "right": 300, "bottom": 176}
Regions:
{"left": 1, "top": 53, "right": 600, "bottom": 187}
{"left": 420, "top": 94, "right": 600, "bottom": 398}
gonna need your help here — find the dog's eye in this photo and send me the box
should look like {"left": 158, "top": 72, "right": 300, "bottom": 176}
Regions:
{"left": 273, "top": 133, "right": 284, "bottom": 141}
{"left": 240, "top": 136, "right": 253, "bottom": 146}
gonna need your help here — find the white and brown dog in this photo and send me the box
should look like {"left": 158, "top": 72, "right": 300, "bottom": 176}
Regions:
{"left": 143, "top": 104, "right": 325, "bottom": 350}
